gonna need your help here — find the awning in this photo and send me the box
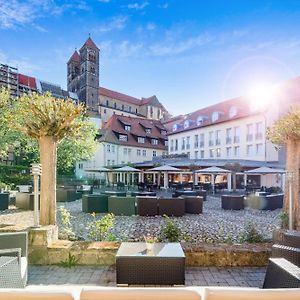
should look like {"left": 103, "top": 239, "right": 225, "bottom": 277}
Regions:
{"left": 195, "top": 166, "right": 231, "bottom": 174}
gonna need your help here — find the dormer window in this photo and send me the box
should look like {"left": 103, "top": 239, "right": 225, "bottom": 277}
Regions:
{"left": 161, "top": 129, "right": 167, "bottom": 135}
{"left": 184, "top": 120, "right": 190, "bottom": 129}
{"left": 145, "top": 128, "right": 151, "bottom": 134}
{"left": 151, "top": 138, "right": 158, "bottom": 145}
{"left": 173, "top": 124, "right": 178, "bottom": 132}
{"left": 164, "top": 140, "right": 168, "bottom": 146}
{"left": 212, "top": 112, "right": 221, "bottom": 122}
{"left": 197, "top": 116, "right": 206, "bottom": 126}
{"left": 119, "top": 134, "right": 128, "bottom": 141}
{"left": 138, "top": 137, "right": 145, "bottom": 143}
{"left": 124, "top": 125, "right": 131, "bottom": 131}
{"left": 229, "top": 106, "right": 238, "bottom": 118}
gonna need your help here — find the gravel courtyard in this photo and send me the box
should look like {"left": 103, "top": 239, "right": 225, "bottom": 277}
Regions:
{"left": 0, "top": 195, "right": 282, "bottom": 243}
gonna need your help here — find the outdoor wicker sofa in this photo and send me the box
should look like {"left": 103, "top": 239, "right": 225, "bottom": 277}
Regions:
{"left": 180, "top": 196, "right": 203, "bottom": 214}
{"left": 0, "top": 232, "right": 28, "bottom": 288}
{"left": 158, "top": 197, "right": 185, "bottom": 217}
{"left": 56, "top": 188, "right": 80, "bottom": 202}
{"left": 247, "top": 194, "right": 283, "bottom": 210}
{"left": 15, "top": 193, "right": 39, "bottom": 210}
{"left": 136, "top": 196, "right": 158, "bottom": 216}
{"left": 108, "top": 196, "right": 136, "bottom": 216}
{"left": 0, "top": 193, "right": 9, "bottom": 210}
{"left": 82, "top": 194, "right": 108, "bottom": 213}
{"left": 221, "top": 195, "right": 244, "bottom": 210}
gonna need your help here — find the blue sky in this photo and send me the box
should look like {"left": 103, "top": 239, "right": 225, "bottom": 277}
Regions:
{"left": 1, "top": 0, "right": 300, "bottom": 116}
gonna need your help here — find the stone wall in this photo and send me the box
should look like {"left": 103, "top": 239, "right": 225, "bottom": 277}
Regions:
{"left": 26, "top": 226, "right": 272, "bottom": 267}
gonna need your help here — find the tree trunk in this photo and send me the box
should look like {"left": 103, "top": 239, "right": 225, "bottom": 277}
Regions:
{"left": 284, "top": 138, "right": 299, "bottom": 229}
{"left": 39, "top": 136, "right": 57, "bottom": 225}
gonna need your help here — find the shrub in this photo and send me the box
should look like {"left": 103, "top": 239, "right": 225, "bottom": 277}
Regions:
{"left": 87, "top": 213, "right": 115, "bottom": 241}
{"left": 160, "top": 215, "right": 182, "bottom": 242}
{"left": 239, "top": 222, "right": 265, "bottom": 243}
{"left": 60, "top": 253, "right": 79, "bottom": 268}
{"left": 58, "top": 206, "right": 75, "bottom": 239}
{"left": 280, "top": 212, "right": 289, "bottom": 229}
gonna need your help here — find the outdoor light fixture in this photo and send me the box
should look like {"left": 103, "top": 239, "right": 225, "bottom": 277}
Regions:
{"left": 31, "top": 163, "right": 42, "bottom": 227}
{"left": 286, "top": 171, "right": 294, "bottom": 230}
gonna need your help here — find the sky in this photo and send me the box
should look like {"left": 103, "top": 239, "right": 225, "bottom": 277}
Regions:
{"left": 1, "top": 0, "right": 300, "bottom": 116}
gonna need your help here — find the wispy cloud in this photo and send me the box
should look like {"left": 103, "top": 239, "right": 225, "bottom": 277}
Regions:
{"left": 0, "top": 50, "right": 40, "bottom": 74}
{"left": 93, "top": 15, "right": 128, "bottom": 33}
{"left": 158, "top": 3, "right": 168, "bottom": 9}
{"left": 98, "top": 0, "right": 110, "bottom": 2}
{"left": 146, "top": 22, "right": 156, "bottom": 30}
{"left": 0, "top": 0, "right": 89, "bottom": 30}
{"left": 127, "top": 2, "right": 149, "bottom": 10}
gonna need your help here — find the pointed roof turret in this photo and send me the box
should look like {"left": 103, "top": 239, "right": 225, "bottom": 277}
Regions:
{"left": 80, "top": 37, "right": 99, "bottom": 51}
{"left": 68, "top": 50, "right": 80, "bottom": 63}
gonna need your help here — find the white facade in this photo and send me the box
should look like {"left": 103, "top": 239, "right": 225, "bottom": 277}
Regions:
{"left": 76, "top": 142, "right": 167, "bottom": 178}
{"left": 168, "top": 112, "right": 279, "bottom": 163}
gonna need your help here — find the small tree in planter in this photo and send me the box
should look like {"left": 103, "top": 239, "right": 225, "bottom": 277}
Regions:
{"left": 11, "top": 92, "right": 86, "bottom": 225}
{"left": 267, "top": 107, "right": 300, "bottom": 229}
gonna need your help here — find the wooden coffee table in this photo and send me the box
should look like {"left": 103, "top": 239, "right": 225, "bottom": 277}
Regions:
{"left": 116, "top": 242, "right": 185, "bottom": 285}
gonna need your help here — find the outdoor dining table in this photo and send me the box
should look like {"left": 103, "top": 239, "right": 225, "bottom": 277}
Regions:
{"left": 131, "top": 191, "right": 156, "bottom": 197}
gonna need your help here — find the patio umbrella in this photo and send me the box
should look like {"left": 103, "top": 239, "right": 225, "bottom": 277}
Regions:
{"left": 195, "top": 166, "right": 232, "bottom": 193}
{"left": 148, "top": 165, "right": 181, "bottom": 188}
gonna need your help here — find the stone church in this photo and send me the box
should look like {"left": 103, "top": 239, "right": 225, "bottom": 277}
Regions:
{"left": 67, "top": 37, "right": 170, "bottom": 122}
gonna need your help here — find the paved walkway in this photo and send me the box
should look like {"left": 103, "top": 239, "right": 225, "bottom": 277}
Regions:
{"left": 28, "top": 265, "right": 266, "bottom": 287}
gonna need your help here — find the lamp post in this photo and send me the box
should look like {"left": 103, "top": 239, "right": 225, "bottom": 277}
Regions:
{"left": 31, "top": 163, "right": 42, "bottom": 227}
{"left": 286, "top": 171, "right": 294, "bottom": 230}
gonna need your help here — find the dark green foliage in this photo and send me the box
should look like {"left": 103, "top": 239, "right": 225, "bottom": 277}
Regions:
{"left": 160, "top": 215, "right": 182, "bottom": 242}
{"left": 59, "top": 253, "right": 79, "bottom": 268}
{"left": 280, "top": 212, "right": 289, "bottom": 229}
{"left": 239, "top": 222, "right": 265, "bottom": 243}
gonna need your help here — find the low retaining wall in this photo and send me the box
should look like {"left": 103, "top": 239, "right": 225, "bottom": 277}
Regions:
{"left": 1, "top": 225, "right": 272, "bottom": 267}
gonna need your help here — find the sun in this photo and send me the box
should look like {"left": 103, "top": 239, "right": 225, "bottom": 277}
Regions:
{"left": 246, "top": 83, "right": 276, "bottom": 112}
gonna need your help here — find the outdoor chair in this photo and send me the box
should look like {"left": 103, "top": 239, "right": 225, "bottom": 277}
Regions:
{"left": 174, "top": 190, "right": 198, "bottom": 198}
{"left": 263, "top": 258, "right": 300, "bottom": 288}
{"left": 108, "top": 196, "right": 136, "bottom": 216}
{"left": 56, "top": 188, "right": 79, "bottom": 202}
{"left": 221, "top": 195, "right": 244, "bottom": 210}
{"left": 0, "top": 193, "right": 9, "bottom": 210}
{"left": 195, "top": 190, "right": 207, "bottom": 201}
{"left": 15, "top": 193, "right": 39, "bottom": 210}
{"left": 82, "top": 194, "right": 108, "bottom": 213}
{"left": 158, "top": 197, "right": 185, "bottom": 217}
{"left": 272, "top": 244, "right": 300, "bottom": 267}
{"left": 247, "top": 194, "right": 283, "bottom": 210}
{"left": 180, "top": 196, "right": 203, "bottom": 214}
{"left": 0, "top": 232, "right": 28, "bottom": 288}
{"left": 136, "top": 196, "right": 158, "bottom": 216}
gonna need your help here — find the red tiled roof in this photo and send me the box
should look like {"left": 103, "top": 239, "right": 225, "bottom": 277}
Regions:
{"left": 99, "top": 87, "right": 141, "bottom": 106}
{"left": 101, "top": 114, "right": 168, "bottom": 150}
{"left": 18, "top": 73, "right": 37, "bottom": 90}
{"left": 81, "top": 37, "right": 99, "bottom": 50}
{"left": 68, "top": 51, "right": 80, "bottom": 63}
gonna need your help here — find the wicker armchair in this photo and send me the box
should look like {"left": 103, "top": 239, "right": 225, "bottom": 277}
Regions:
{"left": 0, "top": 232, "right": 28, "bottom": 288}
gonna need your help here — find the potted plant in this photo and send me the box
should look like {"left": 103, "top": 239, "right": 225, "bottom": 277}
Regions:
{"left": 144, "top": 235, "right": 157, "bottom": 251}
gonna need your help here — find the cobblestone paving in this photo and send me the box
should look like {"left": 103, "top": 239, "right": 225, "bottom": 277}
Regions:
{"left": 28, "top": 265, "right": 266, "bottom": 287}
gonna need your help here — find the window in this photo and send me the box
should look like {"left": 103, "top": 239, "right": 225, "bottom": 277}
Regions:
{"left": 215, "top": 130, "right": 221, "bottom": 145}
{"left": 142, "top": 150, "right": 147, "bottom": 156}
{"left": 175, "top": 139, "right": 178, "bottom": 151}
{"left": 184, "top": 120, "right": 190, "bottom": 129}
{"left": 234, "top": 126, "right": 240, "bottom": 143}
{"left": 137, "top": 149, "right": 141, "bottom": 156}
{"left": 153, "top": 151, "right": 157, "bottom": 157}
{"left": 122, "top": 104, "right": 124, "bottom": 110}
{"left": 194, "top": 135, "right": 199, "bottom": 147}
{"left": 247, "top": 144, "right": 253, "bottom": 156}
{"left": 246, "top": 124, "right": 253, "bottom": 141}
{"left": 111, "top": 145, "right": 115, "bottom": 153}
{"left": 199, "top": 133, "right": 205, "bottom": 147}
{"left": 103, "top": 109, "right": 106, "bottom": 114}
{"left": 216, "top": 148, "right": 221, "bottom": 157}
{"left": 200, "top": 150, "right": 205, "bottom": 158}
{"left": 128, "top": 148, "right": 132, "bottom": 156}
{"left": 229, "top": 106, "right": 237, "bottom": 118}
{"left": 106, "top": 100, "right": 109, "bottom": 107}
{"left": 112, "top": 160, "right": 115, "bottom": 166}
{"left": 234, "top": 146, "right": 240, "bottom": 157}
{"left": 173, "top": 124, "right": 178, "bottom": 132}
{"left": 226, "top": 128, "right": 232, "bottom": 144}
{"left": 209, "top": 149, "right": 214, "bottom": 158}
{"left": 197, "top": 116, "right": 205, "bottom": 126}
{"left": 209, "top": 131, "right": 214, "bottom": 146}
{"left": 256, "top": 143, "right": 263, "bottom": 156}
{"left": 123, "top": 148, "right": 128, "bottom": 155}
{"left": 78, "top": 163, "right": 83, "bottom": 169}
{"left": 226, "top": 147, "right": 232, "bottom": 157}
{"left": 114, "top": 102, "right": 117, "bottom": 109}
{"left": 124, "top": 125, "right": 131, "bottom": 131}
{"left": 186, "top": 136, "right": 190, "bottom": 149}
{"left": 129, "top": 106, "right": 132, "bottom": 112}
{"left": 164, "top": 140, "right": 168, "bottom": 146}
{"left": 138, "top": 137, "right": 145, "bottom": 143}
{"left": 187, "top": 152, "right": 190, "bottom": 158}
{"left": 145, "top": 128, "right": 151, "bottom": 134}
{"left": 107, "top": 144, "right": 111, "bottom": 152}
{"left": 170, "top": 140, "right": 174, "bottom": 152}
{"left": 212, "top": 111, "right": 220, "bottom": 122}
{"left": 195, "top": 151, "right": 198, "bottom": 159}
{"left": 181, "top": 137, "right": 186, "bottom": 150}
{"left": 151, "top": 139, "right": 158, "bottom": 145}
{"left": 161, "top": 130, "right": 167, "bottom": 135}
{"left": 119, "top": 134, "right": 127, "bottom": 141}
{"left": 256, "top": 122, "right": 263, "bottom": 139}
{"left": 107, "top": 160, "right": 111, "bottom": 166}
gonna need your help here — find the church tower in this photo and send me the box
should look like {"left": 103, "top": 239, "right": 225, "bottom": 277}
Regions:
{"left": 78, "top": 37, "right": 100, "bottom": 111}
{"left": 67, "top": 50, "right": 80, "bottom": 93}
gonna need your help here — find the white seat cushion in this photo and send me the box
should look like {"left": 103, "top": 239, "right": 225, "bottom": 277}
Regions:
{"left": 81, "top": 287, "right": 202, "bottom": 300}
{"left": 203, "top": 287, "right": 300, "bottom": 300}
